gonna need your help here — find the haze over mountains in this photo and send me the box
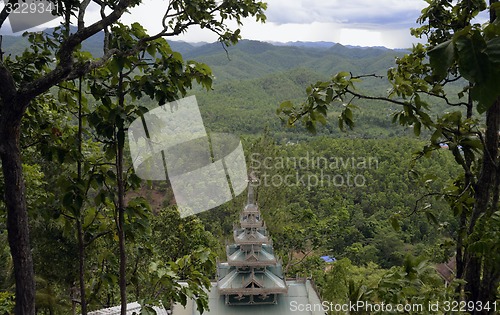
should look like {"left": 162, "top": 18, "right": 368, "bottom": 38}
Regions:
{"left": 1, "top": 28, "right": 403, "bottom": 70}
{"left": 178, "top": 39, "right": 400, "bottom": 81}
{"left": 1, "top": 29, "right": 410, "bottom": 139}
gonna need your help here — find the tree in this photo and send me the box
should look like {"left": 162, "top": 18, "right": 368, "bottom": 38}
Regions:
{"left": 0, "top": 1, "right": 266, "bottom": 313}
{"left": 85, "top": 21, "right": 218, "bottom": 313}
{"left": 278, "top": 0, "right": 500, "bottom": 312}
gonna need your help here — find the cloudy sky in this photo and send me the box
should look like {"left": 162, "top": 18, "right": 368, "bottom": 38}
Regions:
{"left": 123, "top": 0, "right": 429, "bottom": 48}
{"left": 3, "top": 0, "right": 434, "bottom": 48}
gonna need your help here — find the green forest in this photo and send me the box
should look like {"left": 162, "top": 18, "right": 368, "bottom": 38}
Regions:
{"left": 0, "top": 0, "right": 500, "bottom": 315}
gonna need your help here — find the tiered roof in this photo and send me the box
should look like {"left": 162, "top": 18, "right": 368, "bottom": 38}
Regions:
{"left": 91, "top": 182, "right": 324, "bottom": 315}
{"left": 216, "top": 183, "right": 288, "bottom": 305}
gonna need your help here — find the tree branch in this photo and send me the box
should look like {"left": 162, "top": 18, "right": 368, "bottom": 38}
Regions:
{"left": 0, "top": 61, "right": 16, "bottom": 102}
{"left": 351, "top": 73, "right": 384, "bottom": 80}
{"left": 345, "top": 88, "right": 409, "bottom": 107}
{"left": 18, "top": 0, "right": 134, "bottom": 101}
{"left": 284, "top": 248, "right": 315, "bottom": 274}
{"left": 421, "top": 91, "right": 468, "bottom": 107}
{"left": 66, "top": 48, "right": 120, "bottom": 80}
{"left": 78, "top": 0, "right": 92, "bottom": 30}
{"left": 84, "top": 230, "right": 111, "bottom": 247}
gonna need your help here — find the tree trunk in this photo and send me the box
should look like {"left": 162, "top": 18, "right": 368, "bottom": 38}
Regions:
{"left": 455, "top": 93, "right": 474, "bottom": 296}
{"left": 463, "top": 5, "right": 500, "bottom": 311}
{"left": 77, "top": 220, "right": 87, "bottom": 315}
{"left": 77, "top": 77, "right": 88, "bottom": 315}
{"left": 0, "top": 102, "right": 36, "bottom": 315}
{"left": 465, "top": 98, "right": 500, "bottom": 314}
{"left": 117, "top": 71, "right": 127, "bottom": 315}
{"left": 118, "top": 170, "right": 127, "bottom": 315}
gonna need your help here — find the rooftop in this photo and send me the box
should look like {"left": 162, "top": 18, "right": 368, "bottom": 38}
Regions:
{"left": 172, "top": 279, "right": 324, "bottom": 315}
{"left": 87, "top": 279, "right": 324, "bottom": 315}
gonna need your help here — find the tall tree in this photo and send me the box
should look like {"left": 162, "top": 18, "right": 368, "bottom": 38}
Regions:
{"left": 86, "top": 21, "right": 215, "bottom": 314}
{"left": 0, "top": 1, "right": 266, "bottom": 313}
{"left": 278, "top": 0, "right": 500, "bottom": 312}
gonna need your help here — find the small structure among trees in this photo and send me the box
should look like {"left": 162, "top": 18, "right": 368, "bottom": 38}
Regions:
{"left": 89, "top": 183, "right": 324, "bottom": 314}
{"left": 217, "top": 183, "right": 288, "bottom": 305}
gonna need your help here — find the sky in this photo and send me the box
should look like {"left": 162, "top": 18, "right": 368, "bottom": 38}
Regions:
{"left": 119, "top": 0, "right": 430, "bottom": 48}
{"left": 1, "top": 0, "right": 438, "bottom": 48}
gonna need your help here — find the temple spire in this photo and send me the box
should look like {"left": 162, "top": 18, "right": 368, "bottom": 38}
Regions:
{"left": 247, "top": 182, "right": 256, "bottom": 205}
{"left": 247, "top": 171, "right": 258, "bottom": 205}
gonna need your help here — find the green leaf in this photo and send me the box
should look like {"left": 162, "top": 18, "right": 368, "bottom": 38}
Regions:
{"left": 338, "top": 116, "right": 345, "bottom": 131}
{"left": 491, "top": 2, "right": 500, "bottom": 20}
{"left": 344, "top": 107, "right": 353, "bottom": 121}
{"left": 454, "top": 29, "right": 488, "bottom": 83}
{"left": 279, "top": 100, "right": 293, "bottom": 112}
{"left": 140, "top": 305, "right": 157, "bottom": 315}
{"left": 471, "top": 72, "right": 500, "bottom": 113}
{"left": 146, "top": 44, "right": 157, "bottom": 58}
{"left": 83, "top": 207, "right": 97, "bottom": 227}
{"left": 484, "top": 37, "right": 500, "bottom": 63}
{"left": 413, "top": 121, "right": 421, "bottom": 136}
{"left": 305, "top": 120, "right": 316, "bottom": 134}
{"left": 326, "top": 88, "right": 334, "bottom": 103}
{"left": 425, "top": 211, "right": 438, "bottom": 225}
{"left": 316, "top": 113, "right": 327, "bottom": 125}
{"left": 62, "top": 192, "right": 74, "bottom": 210}
{"left": 108, "top": 58, "right": 121, "bottom": 75}
{"left": 427, "top": 40, "right": 454, "bottom": 79}
{"left": 105, "top": 145, "right": 116, "bottom": 161}
{"left": 461, "top": 138, "right": 482, "bottom": 150}
{"left": 390, "top": 216, "right": 400, "bottom": 232}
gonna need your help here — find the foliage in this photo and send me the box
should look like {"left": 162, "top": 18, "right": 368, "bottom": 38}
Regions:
{"left": 150, "top": 208, "right": 219, "bottom": 263}
{"left": 314, "top": 257, "right": 460, "bottom": 315}
{"left": 3, "top": 0, "right": 496, "bottom": 313}
{"left": 0, "top": 0, "right": 267, "bottom": 313}
{"left": 0, "top": 292, "right": 14, "bottom": 315}
{"left": 277, "top": 0, "right": 500, "bottom": 308}
{"left": 141, "top": 248, "right": 216, "bottom": 313}
{"left": 229, "top": 135, "right": 460, "bottom": 275}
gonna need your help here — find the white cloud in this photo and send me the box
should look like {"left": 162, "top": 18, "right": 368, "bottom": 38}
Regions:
{"left": 166, "top": 0, "right": 429, "bottom": 47}
{"left": 1, "top": 0, "right": 431, "bottom": 48}
{"left": 234, "top": 0, "right": 429, "bottom": 47}
{"left": 266, "top": 0, "right": 427, "bottom": 25}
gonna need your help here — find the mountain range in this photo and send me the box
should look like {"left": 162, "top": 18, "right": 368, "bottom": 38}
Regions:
{"left": 1, "top": 29, "right": 412, "bottom": 140}
{"left": 1, "top": 29, "right": 404, "bottom": 82}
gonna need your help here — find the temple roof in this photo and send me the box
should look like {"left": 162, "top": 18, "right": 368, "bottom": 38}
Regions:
{"left": 233, "top": 227, "right": 269, "bottom": 244}
{"left": 226, "top": 244, "right": 277, "bottom": 266}
{"left": 173, "top": 280, "right": 324, "bottom": 315}
{"left": 217, "top": 268, "right": 288, "bottom": 295}
{"left": 217, "top": 182, "right": 287, "bottom": 305}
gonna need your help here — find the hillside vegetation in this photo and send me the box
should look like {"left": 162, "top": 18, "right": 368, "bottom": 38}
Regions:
{"left": 0, "top": 33, "right": 472, "bottom": 314}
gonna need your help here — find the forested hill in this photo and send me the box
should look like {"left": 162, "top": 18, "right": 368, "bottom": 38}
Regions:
{"left": 1, "top": 32, "right": 402, "bottom": 81}
{"left": 174, "top": 40, "right": 408, "bottom": 139}
{"left": 1, "top": 33, "right": 407, "bottom": 140}
{"left": 178, "top": 40, "right": 402, "bottom": 82}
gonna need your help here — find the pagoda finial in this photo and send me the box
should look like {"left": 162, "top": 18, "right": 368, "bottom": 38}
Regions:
{"left": 247, "top": 171, "right": 258, "bottom": 205}
{"left": 247, "top": 184, "right": 256, "bottom": 205}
